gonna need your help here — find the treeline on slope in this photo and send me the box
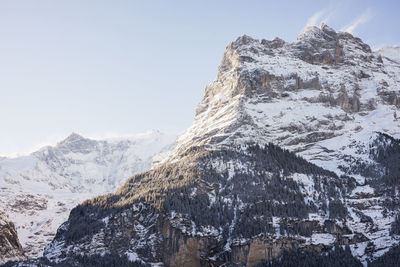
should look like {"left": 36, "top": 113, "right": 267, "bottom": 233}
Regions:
{"left": 55, "top": 193, "right": 127, "bottom": 242}
{"left": 0, "top": 253, "right": 147, "bottom": 267}
{"left": 203, "top": 143, "right": 339, "bottom": 178}
{"left": 55, "top": 253, "right": 148, "bottom": 267}
{"left": 367, "top": 133, "right": 400, "bottom": 212}
{"left": 337, "top": 132, "right": 400, "bottom": 211}
{"left": 343, "top": 132, "right": 400, "bottom": 193}
{"left": 58, "top": 143, "right": 350, "bottom": 244}
{"left": 255, "top": 244, "right": 362, "bottom": 267}
{"left": 163, "top": 172, "right": 310, "bottom": 239}
{"left": 367, "top": 244, "right": 400, "bottom": 267}
{"left": 369, "top": 132, "right": 400, "bottom": 191}
{"left": 163, "top": 144, "right": 349, "bottom": 239}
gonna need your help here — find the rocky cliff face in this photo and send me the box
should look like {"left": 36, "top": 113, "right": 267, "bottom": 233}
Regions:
{"left": 0, "top": 208, "right": 26, "bottom": 264}
{"left": 8, "top": 25, "right": 400, "bottom": 266}
{"left": 172, "top": 24, "right": 399, "bottom": 157}
{"left": 0, "top": 130, "right": 176, "bottom": 260}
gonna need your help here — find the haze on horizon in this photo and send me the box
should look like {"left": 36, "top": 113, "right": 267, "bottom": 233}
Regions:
{"left": 1, "top": 0, "right": 399, "bottom": 156}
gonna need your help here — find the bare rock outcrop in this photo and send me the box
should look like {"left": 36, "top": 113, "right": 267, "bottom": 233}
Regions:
{"left": 0, "top": 207, "right": 26, "bottom": 264}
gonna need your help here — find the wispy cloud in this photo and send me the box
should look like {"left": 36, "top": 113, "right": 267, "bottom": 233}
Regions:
{"left": 341, "top": 8, "right": 374, "bottom": 34}
{"left": 303, "top": 9, "right": 326, "bottom": 30}
{"left": 302, "top": 9, "right": 335, "bottom": 32}
{"left": 321, "top": 11, "right": 334, "bottom": 25}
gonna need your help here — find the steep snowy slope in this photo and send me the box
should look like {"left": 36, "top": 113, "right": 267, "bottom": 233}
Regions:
{"left": 0, "top": 130, "right": 176, "bottom": 259}
{"left": 376, "top": 45, "right": 400, "bottom": 94}
{"left": 9, "top": 25, "right": 400, "bottom": 266}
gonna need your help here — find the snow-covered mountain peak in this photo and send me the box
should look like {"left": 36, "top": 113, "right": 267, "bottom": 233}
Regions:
{"left": 320, "top": 23, "right": 336, "bottom": 34}
{"left": 0, "top": 131, "right": 176, "bottom": 259}
{"left": 230, "top": 34, "right": 259, "bottom": 49}
{"left": 54, "top": 132, "right": 97, "bottom": 153}
{"left": 170, "top": 26, "right": 400, "bottom": 172}
{"left": 58, "top": 132, "right": 86, "bottom": 144}
{"left": 297, "top": 24, "right": 334, "bottom": 42}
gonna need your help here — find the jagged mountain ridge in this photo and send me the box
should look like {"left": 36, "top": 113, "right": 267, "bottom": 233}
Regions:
{"left": 8, "top": 24, "right": 400, "bottom": 266}
{"left": 0, "top": 130, "right": 176, "bottom": 260}
{"left": 172, "top": 24, "right": 399, "bottom": 158}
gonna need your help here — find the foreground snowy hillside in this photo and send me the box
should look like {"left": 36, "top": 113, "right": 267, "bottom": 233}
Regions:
{"left": 0, "top": 130, "right": 176, "bottom": 259}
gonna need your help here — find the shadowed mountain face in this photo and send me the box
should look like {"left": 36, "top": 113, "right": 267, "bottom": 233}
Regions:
{"left": 43, "top": 144, "right": 355, "bottom": 266}
{"left": 6, "top": 25, "right": 400, "bottom": 266}
{"left": 0, "top": 208, "right": 26, "bottom": 264}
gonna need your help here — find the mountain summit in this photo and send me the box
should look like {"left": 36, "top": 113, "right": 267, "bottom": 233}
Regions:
{"left": 8, "top": 25, "right": 400, "bottom": 266}
{"left": 57, "top": 132, "right": 88, "bottom": 146}
{"left": 56, "top": 132, "right": 98, "bottom": 153}
{"left": 172, "top": 24, "right": 398, "bottom": 165}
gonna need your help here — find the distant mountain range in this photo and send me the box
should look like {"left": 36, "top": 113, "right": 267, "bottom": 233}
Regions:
{"left": 0, "top": 130, "right": 176, "bottom": 261}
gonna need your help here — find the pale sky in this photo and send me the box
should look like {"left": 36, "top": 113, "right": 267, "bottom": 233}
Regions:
{"left": 1, "top": 0, "right": 399, "bottom": 156}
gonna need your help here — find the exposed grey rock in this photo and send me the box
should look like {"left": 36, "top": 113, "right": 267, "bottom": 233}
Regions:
{"left": 0, "top": 207, "right": 26, "bottom": 264}
{"left": 261, "top": 37, "right": 286, "bottom": 49}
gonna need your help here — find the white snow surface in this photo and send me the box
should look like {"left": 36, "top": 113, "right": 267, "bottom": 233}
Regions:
{"left": 0, "top": 130, "right": 176, "bottom": 258}
{"left": 310, "top": 233, "right": 336, "bottom": 245}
